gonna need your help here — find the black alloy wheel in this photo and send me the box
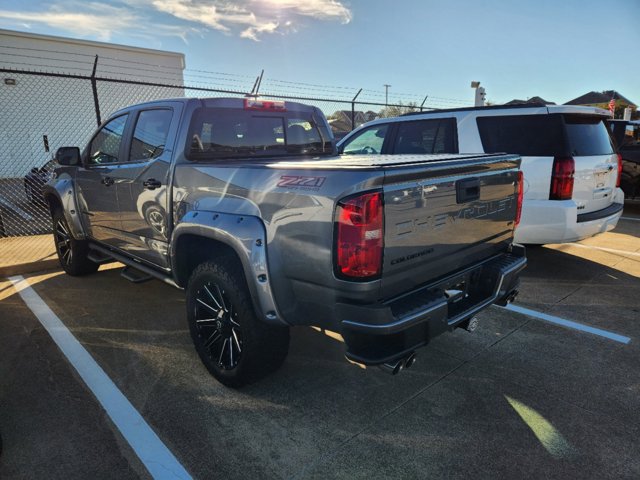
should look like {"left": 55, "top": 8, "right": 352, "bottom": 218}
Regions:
{"left": 54, "top": 216, "right": 73, "bottom": 267}
{"left": 186, "top": 260, "right": 289, "bottom": 387}
{"left": 193, "top": 280, "right": 243, "bottom": 371}
{"left": 51, "top": 209, "right": 99, "bottom": 276}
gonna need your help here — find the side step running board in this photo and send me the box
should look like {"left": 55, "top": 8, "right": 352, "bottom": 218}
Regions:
{"left": 121, "top": 266, "right": 152, "bottom": 283}
{"left": 88, "top": 244, "right": 181, "bottom": 290}
{"left": 87, "top": 250, "right": 114, "bottom": 265}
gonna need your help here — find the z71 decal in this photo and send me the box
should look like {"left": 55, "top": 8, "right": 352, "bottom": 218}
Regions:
{"left": 277, "top": 175, "right": 326, "bottom": 188}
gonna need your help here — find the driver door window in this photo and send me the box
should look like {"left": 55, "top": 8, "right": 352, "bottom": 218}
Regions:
{"left": 342, "top": 124, "right": 388, "bottom": 155}
{"left": 88, "top": 115, "right": 128, "bottom": 165}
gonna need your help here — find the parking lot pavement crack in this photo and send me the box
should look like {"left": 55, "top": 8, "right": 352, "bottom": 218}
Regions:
{"left": 609, "top": 254, "right": 639, "bottom": 276}
{"left": 555, "top": 245, "right": 640, "bottom": 305}
{"left": 291, "top": 317, "right": 535, "bottom": 480}
{"left": 554, "top": 285, "right": 585, "bottom": 305}
{"left": 519, "top": 280, "right": 588, "bottom": 313}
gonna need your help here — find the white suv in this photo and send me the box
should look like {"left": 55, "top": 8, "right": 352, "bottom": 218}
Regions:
{"left": 337, "top": 104, "right": 624, "bottom": 244}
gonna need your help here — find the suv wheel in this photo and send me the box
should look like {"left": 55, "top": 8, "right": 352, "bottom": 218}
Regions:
{"left": 143, "top": 204, "right": 167, "bottom": 236}
{"left": 52, "top": 210, "right": 99, "bottom": 276}
{"left": 186, "top": 260, "right": 289, "bottom": 387}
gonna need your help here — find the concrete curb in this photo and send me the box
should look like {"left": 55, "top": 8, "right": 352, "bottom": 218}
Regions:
{"left": 0, "top": 259, "right": 60, "bottom": 278}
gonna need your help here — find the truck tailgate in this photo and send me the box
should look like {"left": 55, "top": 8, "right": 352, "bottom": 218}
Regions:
{"left": 380, "top": 153, "right": 521, "bottom": 299}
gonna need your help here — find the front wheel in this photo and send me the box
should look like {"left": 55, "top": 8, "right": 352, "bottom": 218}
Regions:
{"left": 186, "top": 260, "right": 289, "bottom": 388}
{"left": 52, "top": 210, "right": 99, "bottom": 276}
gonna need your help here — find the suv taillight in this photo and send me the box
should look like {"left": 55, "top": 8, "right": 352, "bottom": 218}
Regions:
{"left": 549, "top": 156, "right": 575, "bottom": 200}
{"left": 616, "top": 153, "right": 623, "bottom": 188}
{"left": 335, "top": 191, "right": 384, "bottom": 279}
{"left": 515, "top": 171, "right": 524, "bottom": 227}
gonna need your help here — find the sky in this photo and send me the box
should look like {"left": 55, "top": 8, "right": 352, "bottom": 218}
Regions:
{"left": 1, "top": 0, "right": 639, "bottom": 108}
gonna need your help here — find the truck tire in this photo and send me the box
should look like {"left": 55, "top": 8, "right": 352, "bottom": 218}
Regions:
{"left": 52, "top": 209, "right": 99, "bottom": 276}
{"left": 186, "top": 260, "right": 289, "bottom": 387}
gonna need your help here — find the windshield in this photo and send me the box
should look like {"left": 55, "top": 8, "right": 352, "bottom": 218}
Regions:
{"left": 186, "top": 107, "right": 334, "bottom": 160}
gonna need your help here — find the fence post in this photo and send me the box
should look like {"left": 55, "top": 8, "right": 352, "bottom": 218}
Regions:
{"left": 420, "top": 95, "right": 428, "bottom": 112}
{"left": 91, "top": 55, "right": 101, "bottom": 127}
{"left": 351, "top": 88, "right": 362, "bottom": 131}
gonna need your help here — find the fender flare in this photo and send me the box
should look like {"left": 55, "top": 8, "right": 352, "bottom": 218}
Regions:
{"left": 42, "top": 175, "right": 87, "bottom": 240}
{"left": 171, "top": 211, "right": 287, "bottom": 327}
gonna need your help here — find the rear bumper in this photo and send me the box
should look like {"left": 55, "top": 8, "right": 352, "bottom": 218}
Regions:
{"left": 338, "top": 246, "right": 526, "bottom": 365}
{"left": 514, "top": 189, "right": 624, "bottom": 244}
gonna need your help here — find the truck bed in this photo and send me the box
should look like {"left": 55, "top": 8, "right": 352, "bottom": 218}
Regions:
{"left": 262, "top": 153, "right": 521, "bottom": 299}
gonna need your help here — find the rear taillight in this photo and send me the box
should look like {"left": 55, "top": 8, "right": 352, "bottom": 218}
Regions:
{"left": 616, "top": 153, "right": 623, "bottom": 188}
{"left": 515, "top": 171, "right": 524, "bottom": 227}
{"left": 549, "top": 156, "right": 575, "bottom": 200}
{"left": 335, "top": 191, "right": 384, "bottom": 279}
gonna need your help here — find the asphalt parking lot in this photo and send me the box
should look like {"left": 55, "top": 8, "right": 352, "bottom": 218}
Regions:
{"left": 1, "top": 205, "right": 639, "bottom": 480}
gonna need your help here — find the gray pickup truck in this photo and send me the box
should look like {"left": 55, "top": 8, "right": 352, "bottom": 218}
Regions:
{"left": 45, "top": 97, "right": 525, "bottom": 387}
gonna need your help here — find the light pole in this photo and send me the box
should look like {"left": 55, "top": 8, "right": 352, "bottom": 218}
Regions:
{"left": 471, "top": 81, "right": 486, "bottom": 107}
{"left": 384, "top": 84, "right": 391, "bottom": 106}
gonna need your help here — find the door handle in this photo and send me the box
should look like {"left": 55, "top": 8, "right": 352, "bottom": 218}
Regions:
{"left": 101, "top": 176, "right": 114, "bottom": 186}
{"left": 143, "top": 178, "right": 162, "bottom": 190}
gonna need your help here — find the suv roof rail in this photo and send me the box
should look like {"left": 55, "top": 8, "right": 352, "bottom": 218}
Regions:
{"left": 400, "top": 103, "right": 549, "bottom": 116}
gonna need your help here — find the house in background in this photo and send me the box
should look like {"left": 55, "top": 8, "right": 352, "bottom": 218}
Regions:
{"left": 504, "top": 96, "right": 556, "bottom": 106}
{"left": 564, "top": 90, "right": 637, "bottom": 119}
{"left": 327, "top": 110, "right": 378, "bottom": 134}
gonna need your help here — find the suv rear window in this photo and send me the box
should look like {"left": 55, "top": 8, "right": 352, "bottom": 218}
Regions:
{"left": 187, "top": 107, "right": 333, "bottom": 160}
{"left": 477, "top": 114, "right": 565, "bottom": 156}
{"left": 563, "top": 115, "right": 614, "bottom": 156}
{"left": 477, "top": 114, "right": 613, "bottom": 157}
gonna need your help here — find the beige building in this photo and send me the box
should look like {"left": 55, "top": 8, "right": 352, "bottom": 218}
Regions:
{"left": 0, "top": 28, "right": 185, "bottom": 178}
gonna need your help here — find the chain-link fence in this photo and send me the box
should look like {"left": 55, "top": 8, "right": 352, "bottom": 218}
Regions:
{"left": 0, "top": 66, "right": 441, "bottom": 265}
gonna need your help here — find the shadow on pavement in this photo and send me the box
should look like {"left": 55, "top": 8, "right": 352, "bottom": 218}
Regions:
{"left": 1, "top": 256, "right": 639, "bottom": 479}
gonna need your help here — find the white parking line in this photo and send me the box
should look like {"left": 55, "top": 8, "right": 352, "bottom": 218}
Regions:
{"left": 501, "top": 304, "right": 631, "bottom": 345}
{"left": 620, "top": 216, "right": 640, "bottom": 222}
{"left": 565, "top": 243, "right": 640, "bottom": 258}
{"left": 9, "top": 275, "right": 192, "bottom": 480}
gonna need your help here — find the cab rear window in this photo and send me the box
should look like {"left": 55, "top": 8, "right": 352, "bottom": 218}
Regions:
{"left": 477, "top": 114, "right": 613, "bottom": 157}
{"left": 186, "top": 107, "right": 333, "bottom": 160}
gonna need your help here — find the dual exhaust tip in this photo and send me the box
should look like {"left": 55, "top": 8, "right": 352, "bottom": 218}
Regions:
{"left": 505, "top": 289, "right": 519, "bottom": 304}
{"left": 377, "top": 311, "right": 493, "bottom": 376}
{"left": 378, "top": 352, "right": 417, "bottom": 376}
{"left": 378, "top": 313, "right": 484, "bottom": 375}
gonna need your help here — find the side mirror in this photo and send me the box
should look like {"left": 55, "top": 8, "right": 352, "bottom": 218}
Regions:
{"left": 55, "top": 147, "right": 81, "bottom": 166}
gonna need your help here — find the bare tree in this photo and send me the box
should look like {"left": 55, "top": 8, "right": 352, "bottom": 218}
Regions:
{"left": 378, "top": 101, "right": 418, "bottom": 118}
